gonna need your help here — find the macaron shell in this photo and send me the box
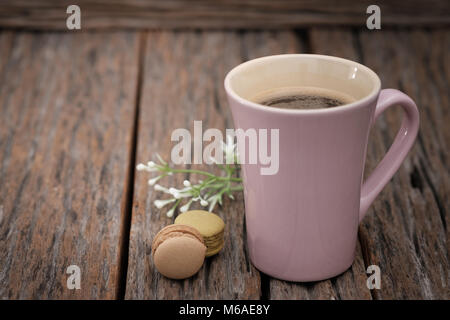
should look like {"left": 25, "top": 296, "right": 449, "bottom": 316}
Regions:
{"left": 203, "top": 231, "right": 224, "bottom": 244}
{"left": 152, "top": 231, "right": 203, "bottom": 258}
{"left": 175, "top": 210, "right": 225, "bottom": 257}
{"left": 175, "top": 210, "right": 225, "bottom": 237}
{"left": 205, "top": 242, "right": 224, "bottom": 257}
{"left": 153, "top": 236, "right": 206, "bottom": 279}
{"left": 151, "top": 224, "right": 204, "bottom": 258}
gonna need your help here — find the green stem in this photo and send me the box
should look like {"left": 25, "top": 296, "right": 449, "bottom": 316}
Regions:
{"left": 167, "top": 168, "right": 242, "bottom": 182}
{"left": 170, "top": 198, "right": 181, "bottom": 211}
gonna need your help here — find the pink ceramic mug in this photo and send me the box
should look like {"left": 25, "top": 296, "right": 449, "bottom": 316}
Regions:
{"left": 224, "top": 54, "right": 419, "bottom": 281}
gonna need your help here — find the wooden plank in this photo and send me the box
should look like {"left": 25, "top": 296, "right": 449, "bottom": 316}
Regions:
{"left": 125, "top": 31, "right": 262, "bottom": 299}
{"left": 355, "top": 29, "right": 449, "bottom": 299}
{"left": 1, "top": 0, "right": 449, "bottom": 30}
{"left": 0, "top": 32, "right": 139, "bottom": 299}
{"left": 243, "top": 30, "right": 372, "bottom": 300}
{"left": 0, "top": 31, "right": 14, "bottom": 74}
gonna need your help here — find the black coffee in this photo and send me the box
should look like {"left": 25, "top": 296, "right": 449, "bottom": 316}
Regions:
{"left": 261, "top": 94, "right": 345, "bottom": 109}
{"left": 254, "top": 87, "right": 354, "bottom": 110}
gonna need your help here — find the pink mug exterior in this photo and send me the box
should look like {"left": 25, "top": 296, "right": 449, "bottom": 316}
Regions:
{"left": 224, "top": 54, "right": 419, "bottom": 281}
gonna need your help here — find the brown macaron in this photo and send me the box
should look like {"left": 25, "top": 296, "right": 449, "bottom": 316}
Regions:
{"left": 151, "top": 224, "right": 206, "bottom": 280}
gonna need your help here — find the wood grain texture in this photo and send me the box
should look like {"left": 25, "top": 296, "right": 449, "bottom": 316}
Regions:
{"left": 0, "top": 0, "right": 449, "bottom": 30}
{"left": 0, "top": 28, "right": 448, "bottom": 300}
{"left": 354, "top": 28, "right": 450, "bottom": 299}
{"left": 0, "top": 32, "right": 139, "bottom": 299}
{"left": 125, "top": 31, "right": 261, "bottom": 299}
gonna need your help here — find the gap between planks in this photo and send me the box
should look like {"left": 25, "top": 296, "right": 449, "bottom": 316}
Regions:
{"left": 116, "top": 31, "right": 148, "bottom": 300}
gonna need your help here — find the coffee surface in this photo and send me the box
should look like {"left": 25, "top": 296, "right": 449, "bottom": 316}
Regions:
{"left": 261, "top": 94, "right": 344, "bottom": 109}
{"left": 253, "top": 87, "right": 355, "bottom": 110}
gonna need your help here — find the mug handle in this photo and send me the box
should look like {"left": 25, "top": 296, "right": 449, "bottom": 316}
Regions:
{"left": 359, "top": 89, "right": 420, "bottom": 222}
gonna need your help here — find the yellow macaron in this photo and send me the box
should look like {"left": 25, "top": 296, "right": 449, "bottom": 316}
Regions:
{"left": 175, "top": 210, "right": 225, "bottom": 257}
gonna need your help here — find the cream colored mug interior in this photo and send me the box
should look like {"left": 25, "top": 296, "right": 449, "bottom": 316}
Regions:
{"left": 225, "top": 54, "right": 381, "bottom": 108}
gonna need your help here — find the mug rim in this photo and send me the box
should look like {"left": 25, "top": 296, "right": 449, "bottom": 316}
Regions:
{"left": 224, "top": 54, "right": 382, "bottom": 115}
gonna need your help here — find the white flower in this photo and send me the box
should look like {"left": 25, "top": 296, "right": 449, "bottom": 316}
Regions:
{"left": 166, "top": 206, "right": 176, "bottom": 218}
{"left": 179, "top": 200, "right": 193, "bottom": 213}
{"left": 194, "top": 196, "right": 208, "bottom": 207}
{"left": 136, "top": 163, "right": 147, "bottom": 171}
{"left": 154, "top": 184, "right": 170, "bottom": 193}
{"left": 169, "top": 187, "right": 191, "bottom": 199}
{"left": 169, "top": 187, "right": 180, "bottom": 199}
{"left": 148, "top": 176, "right": 162, "bottom": 186}
{"left": 136, "top": 162, "right": 158, "bottom": 172}
{"left": 154, "top": 199, "right": 176, "bottom": 209}
{"left": 137, "top": 153, "right": 242, "bottom": 219}
{"left": 208, "top": 194, "right": 220, "bottom": 212}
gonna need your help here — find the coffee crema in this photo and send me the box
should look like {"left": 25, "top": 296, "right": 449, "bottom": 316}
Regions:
{"left": 252, "top": 86, "right": 355, "bottom": 110}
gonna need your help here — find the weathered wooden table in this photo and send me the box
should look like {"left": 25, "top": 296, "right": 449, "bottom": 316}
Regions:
{"left": 0, "top": 28, "right": 448, "bottom": 299}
